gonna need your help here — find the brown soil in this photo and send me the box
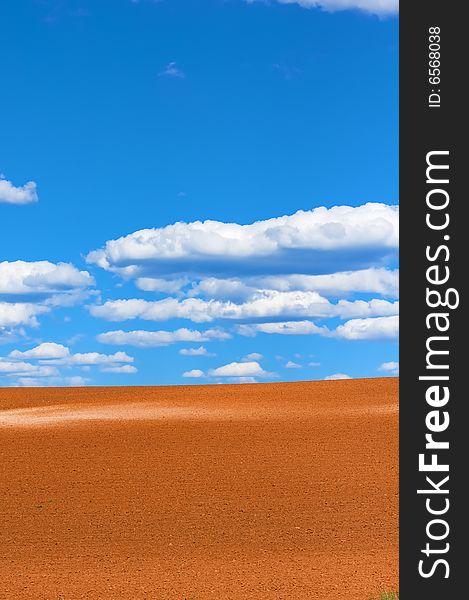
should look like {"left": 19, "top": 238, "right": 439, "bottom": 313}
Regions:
{"left": 0, "top": 378, "right": 398, "bottom": 599}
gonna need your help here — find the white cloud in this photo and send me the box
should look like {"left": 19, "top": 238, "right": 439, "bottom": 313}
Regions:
{"left": 242, "top": 352, "right": 263, "bottom": 361}
{"left": 225, "top": 377, "right": 258, "bottom": 384}
{"left": 238, "top": 320, "right": 330, "bottom": 337}
{"left": 0, "top": 359, "right": 59, "bottom": 378}
{"left": 378, "top": 360, "right": 399, "bottom": 375}
{"left": 238, "top": 315, "right": 399, "bottom": 341}
{"left": 9, "top": 342, "right": 70, "bottom": 360}
{"left": 11, "top": 375, "right": 87, "bottom": 388}
{"left": 248, "top": 0, "right": 398, "bottom": 16}
{"left": 208, "top": 361, "right": 273, "bottom": 378}
{"left": 85, "top": 205, "right": 399, "bottom": 371}
{"left": 89, "top": 293, "right": 326, "bottom": 322}
{"left": 0, "top": 327, "right": 25, "bottom": 345}
{"left": 0, "top": 262, "right": 93, "bottom": 340}
{"left": 0, "top": 261, "right": 94, "bottom": 302}
{"left": 189, "top": 278, "right": 252, "bottom": 301}
{"left": 7, "top": 343, "right": 134, "bottom": 372}
{"left": 254, "top": 268, "right": 399, "bottom": 298}
{"left": 0, "top": 177, "right": 38, "bottom": 205}
{"left": 179, "top": 346, "right": 214, "bottom": 356}
{"left": 133, "top": 0, "right": 398, "bottom": 14}
{"left": 0, "top": 302, "right": 49, "bottom": 328}
{"left": 2, "top": 341, "right": 136, "bottom": 387}
{"left": 183, "top": 369, "right": 205, "bottom": 378}
{"left": 2, "top": 344, "right": 137, "bottom": 387}
{"left": 48, "top": 350, "right": 134, "bottom": 366}
{"left": 89, "top": 293, "right": 398, "bottom": 324}
{"left": 182, "top": 360, "right": 275, "bottom": 381}
{"left": 130, "top": 268, "right": 399, "bottom": 303}
{"left": 335, "top": 315, "right": 399, "bottom": 340}
{"left": 186, "top": 269, "right": 398, "bottom": 307}
{"left": 62, "top": 375, "right": 88, "bottom": 386}
{"left": 285, "top": 360, "right": 302, "bottom": 368}
{"left": 97, "top": 327, "right": 229, "bottom": 347}
{"left": 325, "top": 373, "right": 352, "bottom": 380}
{"left": 136, "top": 277, "right": 189, "bottom": 294}
{"left": 101, "top": 365, "right": 137, "bottom": 374}
{"left": 0, "top": 360, "right": 42, "bottom": 374}
{"left": 158, "top": 61, "right": 185, "bottom": 78}
{"left": 87, "top": 203, "right": 398, "bottom": 278}
{"left": 335, "top": 298, "right": 399, "bottom": 319}
{"left": 308, "top": 361, "right": 321, "bottom": 367}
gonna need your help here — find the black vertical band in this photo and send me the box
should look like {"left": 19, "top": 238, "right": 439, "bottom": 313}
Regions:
{"left": 400, "top": 2, "right": 465, "bottom": 596}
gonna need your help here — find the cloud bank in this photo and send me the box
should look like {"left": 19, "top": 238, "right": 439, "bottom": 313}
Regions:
{"left": 89, "top": 294, "right": 398, "bottom": 323}
{"left": 238, "top": 315, "right": 398, "bottom": 341}
{"left": 3, "top": 343, "right": 137, "bottom": 387}
{"left": 97, "top": 327, "right": 230, "bottom": 347}
{"left": 87, "top": 204, "right": 398, "bottom": 278}
{"left": 0, "top": 261, "right": 95, "bottom": 341}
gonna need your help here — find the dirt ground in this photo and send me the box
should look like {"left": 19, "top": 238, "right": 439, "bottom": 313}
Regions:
{"left": 0, "top": 378, "right": 398, "bottom": 599}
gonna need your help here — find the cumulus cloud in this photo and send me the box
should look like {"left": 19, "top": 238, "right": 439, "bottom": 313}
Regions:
{"left": 0, "top": 261, "right": 94, "bottom": 303}
{"left": 378, "top": 360, "right": 399, "bottom": 375}
{"left": 9, "top": 342, "right": 69, "bottom": 360}
{"left": 2, "top": 342, "right": 136, "bottom": 387}
{"left": 183, "top": 369, "right": 205, "bottom": 378}
{"left": 88, "top": 293, "right": 325, "bottom": 323}
{"left": 46, "top": 350, "right": 134, "bottom": 367}
{"left": 184, "top": 269, "right": 398, "bottom": 308}
{"left": 11, "top": 375, "right": 87, "bottom": 388}
{"left": 179, "top": 346, "right": 215, "bottom": 356}
{"left": 188, "top": 278, "right": 253, "bottom": 301}
{"left": 225, "top": 377, "right": 258, "bottom": 384}
{"left": 335, "top": 315, "right": 399, "bottom": 340}
{"left": 136, "top": 277, "right": 189, "bottom": 294}
{"left": 6, "top": 342, "right": 135, "bottom": 380}
{"left": 111, "top": 269, "right": 399, "bottom": 303}
{"left": 0, "top": 262, "right": 95, "bottom": 338}
{"left": 101, "top": 365, "right": 137, "bottom": 374}
{"left": 0, "top": 302, "right": 49, "bottom": 328}
{"left": 252, "top": 268, "right": 399, "bottom": 298}
{"left": 0, "top": 360, "right": 33, "bottom": 374}
{"left": 182, "top": 360, "right": 275, "bottom": 382}
{"left": 0, "top": 177, "right": 38, "bottom": 204}
{"left": 97, "top": 327, "right": 229, "bottom": 347}
{"left": 0, "top": 359, "right": 59, "bottom": 377}
{"left": 85, "top": 204, "right": 399, "bottom": 375}
{"left": 238, "top": 315, "right": 399, "bottom": 341}
{"left": 87, "top": 204, "right": 398, "bottom": 278}
{"left": 247, "top": 0, "right": 398, "bottom": 16}
{"left": 136, "top": 0, "right": 398, "bottom": 15}
{"left": 242, "top": 352, "right": 263, "bottom": 361}
{"left": 0, "top": 327, "right": 26, "bottom": 345}
{"left": 238, "top": 320, "right": 330, "bottom": 337}
{"left": 208, "top": 361, "right": 273, "bottom": 378}
{"left": 336, "top": 299, "right": 399, "bottom": 319}
{"left": 325, "top": 373, "right": 352, "bottom": 380}
{"left": 89, "top": 293, "right": 398, "bottom": 324}
{"left": 285, "top": 360, "right": 302, "bottom": 368}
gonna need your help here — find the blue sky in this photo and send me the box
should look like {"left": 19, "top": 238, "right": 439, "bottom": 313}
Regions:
{"left": 0, "top": 0, "right": 398, "bottom": 387}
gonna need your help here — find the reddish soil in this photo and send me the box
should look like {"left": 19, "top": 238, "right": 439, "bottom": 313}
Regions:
{"left": 0, "top": 378, "right": 398, "bottom": 599}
